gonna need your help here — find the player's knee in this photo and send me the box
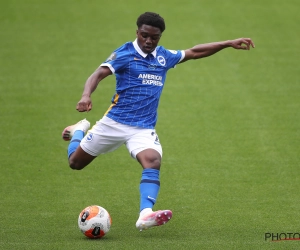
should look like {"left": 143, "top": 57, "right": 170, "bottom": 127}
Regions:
{"left": 144, "top": 157, "right": 161, "bottom": 170}
{"left": 68, "top": 158, "right": 84, "bottom": 170}
{"left": 151, "top": 157, "right": 161, "bottom": 169}
{"left": 137, "top": 149, "right": 162, "bottom": 170}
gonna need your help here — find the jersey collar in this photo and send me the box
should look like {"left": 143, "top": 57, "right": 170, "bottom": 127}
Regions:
{"left": 133, "top": 39, "right": 157, "bottom": 58}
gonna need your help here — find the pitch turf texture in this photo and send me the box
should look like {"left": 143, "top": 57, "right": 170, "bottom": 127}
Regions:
{"left": 0, "top": 0, "right": 299, "bottom": 249}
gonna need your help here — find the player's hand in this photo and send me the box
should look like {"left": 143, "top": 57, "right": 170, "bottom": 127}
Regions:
{"left": 76, "top": 95, "right": 92, "bottom": 112}
{"left": 231, "top": 38, "right": 255, "bottom": 50}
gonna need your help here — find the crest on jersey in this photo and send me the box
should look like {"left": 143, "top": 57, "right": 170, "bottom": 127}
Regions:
{"left": 105, "top": 52, "right": 117, "bottom": 62}
{"left": 86, "top": 133, "right": 93, "bottom": 142}
{"left": 157, "top": 56, "right": 166, "bottom": 66}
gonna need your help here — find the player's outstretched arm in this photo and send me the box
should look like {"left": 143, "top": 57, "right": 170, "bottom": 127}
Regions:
{"left": 180, "top": 38, "right": 255, "bottom": 63}
{"left": 76, "top": 66, "right": 112, "bottom": 112}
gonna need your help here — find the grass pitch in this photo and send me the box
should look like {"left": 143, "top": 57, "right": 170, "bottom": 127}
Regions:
{"left": 0, "top": 0, "right": 299, "bottom": 249}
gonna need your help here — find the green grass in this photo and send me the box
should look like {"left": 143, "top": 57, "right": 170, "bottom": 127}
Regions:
{"left": 0, "top": 0, "right": 299, "bottom": 249}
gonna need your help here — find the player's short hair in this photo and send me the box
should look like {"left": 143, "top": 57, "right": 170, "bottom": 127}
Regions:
{"left": 136, "top": 12, "right": 165, "bottom": 32}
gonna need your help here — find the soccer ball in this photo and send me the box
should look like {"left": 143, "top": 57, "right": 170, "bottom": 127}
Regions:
{"left": 78, "top": 205, "right": 112, "bottom": 239}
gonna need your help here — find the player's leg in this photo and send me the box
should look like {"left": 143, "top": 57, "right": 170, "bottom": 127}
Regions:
{"left": 63, "top": 116, "right": 128, "bottom": 170}
{"left": 136, "top": 148, "right": 161, "bottom": 170}
{"left": 136, "top": 149, "right": 162, "bottom": 211}
{"left": 127, "top": 130, "right": 172, "bottom": 230}
{"left": 135, "top": 149, "right": 172, "bottom": 230}
{"left": 62, "top": 119, "right": 96, "bottom": 170}
{"left": 68, "top": 146, "right": 96, "bottom": 170}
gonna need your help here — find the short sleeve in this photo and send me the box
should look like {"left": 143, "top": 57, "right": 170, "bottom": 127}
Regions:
{"left": 100, "top": 43, "right": 131, "bottom": 74}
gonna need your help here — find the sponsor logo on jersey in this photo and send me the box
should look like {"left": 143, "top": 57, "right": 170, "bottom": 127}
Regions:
{"left": 138, "top": 74, "right": 163, "bottom": 86}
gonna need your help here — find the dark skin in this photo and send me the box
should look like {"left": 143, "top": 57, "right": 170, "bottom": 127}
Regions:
{"left": 69, "top": 24, "right": 255, "bottom": 170}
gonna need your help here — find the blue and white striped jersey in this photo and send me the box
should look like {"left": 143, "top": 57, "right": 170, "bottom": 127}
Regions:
{"left": 101, "top": 39, "right": 184, "bottom": 129}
